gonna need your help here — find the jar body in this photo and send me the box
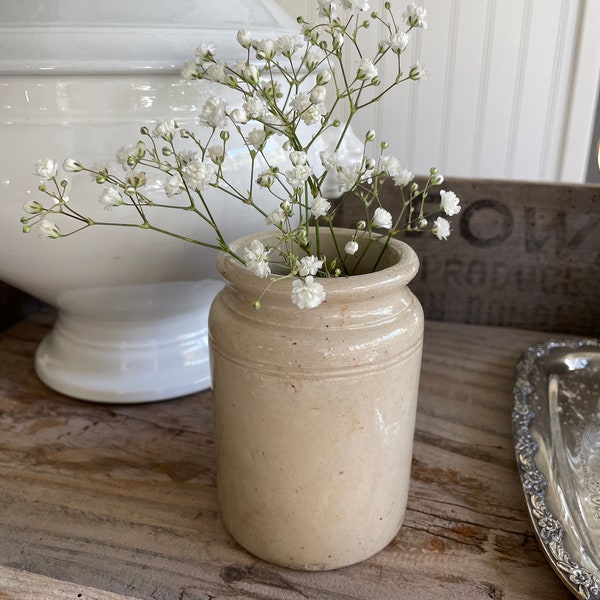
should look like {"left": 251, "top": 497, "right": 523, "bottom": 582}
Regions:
{"left": 208, "top": 229, "right": 424, "bottom": 570}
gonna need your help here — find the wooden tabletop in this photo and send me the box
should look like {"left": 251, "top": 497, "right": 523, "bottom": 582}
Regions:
{"left": 0, "top": 310, "right": 575, "bottom": 599}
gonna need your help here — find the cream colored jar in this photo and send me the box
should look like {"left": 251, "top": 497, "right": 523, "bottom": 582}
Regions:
{"left": 209, "top": 229, "right": 424, "bottom": 570}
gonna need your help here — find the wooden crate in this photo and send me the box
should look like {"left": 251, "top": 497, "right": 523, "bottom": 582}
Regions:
{"left": 338, "top": 178, "right": 600, "bottom": 336}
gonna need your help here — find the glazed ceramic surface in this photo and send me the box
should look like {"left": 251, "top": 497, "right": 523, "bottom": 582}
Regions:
{"left": 209, "top": 229, "right": 424, "bottom": 569}
{"left": 0, "top": 0, "right": 359, "bottom": 402}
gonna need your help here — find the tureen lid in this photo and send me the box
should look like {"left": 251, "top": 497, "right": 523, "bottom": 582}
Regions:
{"left": 0, "top": 0, "right": 298, "bottom": 74}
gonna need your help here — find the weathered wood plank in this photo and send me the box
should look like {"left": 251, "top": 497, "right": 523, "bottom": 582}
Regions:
{"left": 339, "top": 178, "right": 600, "bottom": 336}
{"left": 0, "top": 312, "right": 574, "bottom": 599}
{"left": 0, "top": 566, "right": 136, "bottom": 600}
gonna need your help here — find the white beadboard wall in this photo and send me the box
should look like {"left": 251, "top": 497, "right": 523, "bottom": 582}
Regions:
{"left": 274, "top": 0, "right": 600, "bottom": 182}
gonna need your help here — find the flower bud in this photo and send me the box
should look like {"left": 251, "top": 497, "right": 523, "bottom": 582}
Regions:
{"left": 409, "top": 63, "right": 425, "bottom": 80}
{"left": 23, "top": 200, "right": 43, "bottom": 214}
{"left": 237, "top": 29, "right": 252, "bottom": 48}
{"left": 230, "top": 108, "right": 248, "bottom": 123}
{"left": 220, "top": 130, "right": 230, "bottom": 141}
{"left": 333, "top": 33, "right": 344, "bottom": 50}
{"left": 366, "top": 129, "right": 376, "bottom": 141}
{"left": 357, "top": 220, "right": 366, "bottom": 230}
{"left": 243, "top": 64, "right": 259, "bottom": 85}
{"left": 310, "top": 86, "right": 327, "bottom": 104}
{"left": 289, "top": 150, "right": 307, "bottom": 166}
{"left": 316, "top": 70, "right": 331, "bottom": 85}
{"left": 431, "top": 174, "right": 444, "bottom": 186}
{"left": 63, "top": 158, "right": 83, "bottom": 172}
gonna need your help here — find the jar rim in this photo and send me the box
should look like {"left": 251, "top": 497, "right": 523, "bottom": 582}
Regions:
{"left": 217, "top": 227, "right": 420, "bottom": 305}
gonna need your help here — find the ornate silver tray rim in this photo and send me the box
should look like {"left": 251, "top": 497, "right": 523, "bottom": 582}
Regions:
{"left": 513, "top": 337, "right": 600, "bottom": 600}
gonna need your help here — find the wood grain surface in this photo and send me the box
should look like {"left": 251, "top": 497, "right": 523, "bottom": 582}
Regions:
{"left": 0, "top": 310, "right": 577, "bottom": 599}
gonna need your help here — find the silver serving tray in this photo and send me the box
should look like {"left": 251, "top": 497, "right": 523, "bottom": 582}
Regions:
{"left": 513, "top": 338, "right": 600, "bottom": 599}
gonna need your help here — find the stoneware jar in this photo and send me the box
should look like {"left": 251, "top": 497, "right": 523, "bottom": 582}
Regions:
{"left": 208, "top": 228, "right": 424, "bottom": 570}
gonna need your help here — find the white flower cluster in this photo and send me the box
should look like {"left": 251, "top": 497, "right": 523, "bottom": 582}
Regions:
{"left": 24, "top": 1, "right": 460, "bottom": 311}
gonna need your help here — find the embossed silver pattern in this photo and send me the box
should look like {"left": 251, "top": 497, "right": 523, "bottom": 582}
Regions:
{"left": 513, "top": 338, "right": 600, "bottom": 599}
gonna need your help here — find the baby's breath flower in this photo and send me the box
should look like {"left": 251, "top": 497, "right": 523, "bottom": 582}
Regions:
{"left": 204, "top": 62, "right": 226, "bottom": 83}
{"left": 393, "top": 169, "right": 414, "bottom": 187}
{"left": 195, "top": 42, "right": 215, "bottom": 62}
{"left": 199, "top": 96, "right": 228, "bottom": 128}
{"left": 181, "top": 60, "right": 198, "bottom": 80}
{"left": 35, "top": 158, "right": 58, "bottom": 180}
{"left": 116, "top": 145, "right": 134, "bottom": 169}
{"left": 275, "top": 34, "right": 303, "bottom": 56}
{"left": 300, "top": 103, "right": 326, "bottom": 125}
{"left": 345, "top": 240, "right": 359, "bottom": 255}
{"left": 100, "top": 186, "right": 123, "bottom": 209}
{"left": 372, "top": 207, "right": 393, "bottom": 229}
{"left": 432, "top": 216, "right": 451, "bottom": 240}
{"left": 253, "top": 39, "right": 276, "bottom": 60}
{"left": 290, "top": 92, "right": 311, "bottom": 115}
{"left": 320, "top": 148, "right": 340, "bottom": 171}
{"left": 243, "top": 96, "right": 268, "bottom": 119}
{"left": 266, "top": 208, "right": 286, "bottom": 226}
{"left": 23, "top": 1, "right": 460, "bottom": 312}
{"left": 340, "top": 0, "right": 370, "bottom": 12}
{"left": 152, "top": 120, "right": 176, "bottom": 141}
{"left": 380, "top": 155, "right": 402, "bottom": 177}
{"left": 246, "top": 128, "right": 267, "bottom": 150}
{"left": 256, "top": 170, "right": 274, "bottom": 188}
{"left": 403, "top": 3, "right": 428, "bottom": 29}
{"left": 243, "top": 239, "right": 272, "bottom": 278}
{"left": 178, "top": 150, "right": 197, "bottom": 164}
{"left": 357, "top": 58, "right": 378, "bottom": 81}
{"left": 291, "top": 276, "right": 326, "bottom": 309}
{"left": 184, "top": 159, "right": 216, "bottom": 191}
{"left": 382, "top": 31, "right": 410, "bottom": 53}
{"left": 206, "top": 146, "right": 225, "bottom": 165}
{"left": 286, "top": 164, "right": 313, "bottom": 188}
{"left": 207, "top": 146, "right": 225, "bottom": 165}
{"left": 317, "top": 0, "right": 337, "bottom": 18}
{"left": 336, "top": 163, "right": 361, "bottom": 192}
{"left": 37, "top": 219, "right": 61, "bottom": 238}
{"left": 310, "top": 195, "right": 331, "bottom": 218}
{"left": 297, "top": 255, "right": 324, "bottom": 277}
{"left": 125, "top": 169, "right": 146, "bottom": 189}
{"left": 162, "top": 172, "right": 185, "bottom": 198}
{"left": 439, "top": 190, "right": 461, "bottom": 216}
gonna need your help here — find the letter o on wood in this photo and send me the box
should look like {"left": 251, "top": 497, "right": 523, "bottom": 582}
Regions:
{"left": 459, "top": 199, "right": 513, "bottom": 247}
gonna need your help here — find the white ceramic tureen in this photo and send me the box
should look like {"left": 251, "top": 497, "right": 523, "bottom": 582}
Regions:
{"left": 0, "top": 0, "right": 361, "bottom": 403}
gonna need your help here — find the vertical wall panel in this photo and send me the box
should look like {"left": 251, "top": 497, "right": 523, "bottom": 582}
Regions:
{"left": 272, "top": 0, "right": 593, "bottom": 182}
